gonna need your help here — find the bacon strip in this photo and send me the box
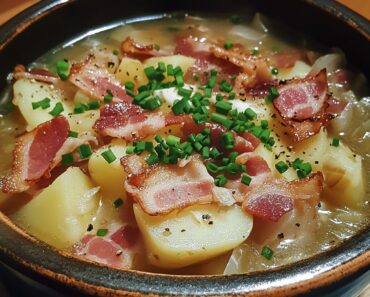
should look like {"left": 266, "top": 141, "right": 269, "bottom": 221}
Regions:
{"left": 122, "top": 155, "right": 214, "bottom": 215}
{"left": 273, "top": 69, "right": 334, "bottom": 142}
{"left": 243, "top": 172, "right": 323, "bottom": 222}
{"left": 94, "top": 102, "right": 166, "bottom": 141}
{"left": 69, "top": 54, "right": 131, "bottom": 103}
{"left": 74, "top": 223, "right": 141, "bottom": 268}
{"left": 121, "top": 37, "right": 164, "bottom": 61}
{"left": 13, "top": 65, "right": 59, "bottom": 84}
{"left": 0, "top": 117, "right": 69, "bottom": 193}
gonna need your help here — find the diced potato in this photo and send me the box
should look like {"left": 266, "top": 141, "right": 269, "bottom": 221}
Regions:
{"left": 134, "top": 203, "right": 253, "bottom": 268}
{"left": 88, "top": 139, "right": 127, "bottom": 198}
{"left": 67, "top": 110, "right": 100, "bottom": 134}
{"left": 74, "top": 89, "right": 92, "bottom": 104}
{"left": 143, "top": 55, "right": 195, "bottom": 83}
{"left": 276, "top": 61, "right": 311, "bottom": 80}
{"left": 13, "top": 79, "right": 73, "bottom": 131}
{"left": 322, "top": 144, "right": 365, "bottom": 208}
{"left": 12, "top": 167, "right": 99, "bottom": 249}
{"left": 293, "top": 129, "right": 330, "bottom": 169}
{"left": 115, "top": 57, "right": 148, "bottom": 86}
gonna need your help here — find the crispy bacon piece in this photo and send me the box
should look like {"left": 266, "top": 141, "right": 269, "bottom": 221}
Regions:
{"left": 273, "top": 69, "right": 334, "bottom": 142}
{"left": 270, "top": 49, "right": 306, "bottom": 69}
{"left": 175, "top": 37, "right": 240, "bottom": 85}
{"left": 210, "top": 45, "right": 271, "bottom": 90}
{"left": 243, "top": 172, "right": 323, "bottom": 222}
{"left": 13, "top": 65, "right": 59, "bottom": 84}
{"left": 69, "top": 54, "right": 131, "bottom": 103}
{"left": 74, "top": 223, "right": 141, "bottom": 268}
{"left": 121, "top": 37, "right": 164, "bottom": 60}
{"left": 122, "top": 155, "right": 214, "bottom": 215}
{"left": 0, "top": 117, "right": 69, "bottom": 193}
{"left": 94, "top": 102, "right": 166, "bottom": 141}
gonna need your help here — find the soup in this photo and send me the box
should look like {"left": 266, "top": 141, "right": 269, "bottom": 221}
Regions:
{"left": 0, "top": 14, "right": 369, "bottom": 275}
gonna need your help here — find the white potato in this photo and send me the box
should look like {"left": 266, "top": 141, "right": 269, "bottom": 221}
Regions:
{"left": 67, "top": 110, "right": 100, "bottom": 134}
{"left": 12, "top": 167, "right": 99, "bottom": 249}
{"left": 115, "top": 57, "right": 148, "bottom": 86}
{"left": 322, "top": 143, "right": 365, "bottom": 208}
{"left": 276, "top": 60, "right": 311, "bottom": 80}
{"left": 88, "top": 139, "right": 127, "bottom": 198}
{"left": 134, "top": 203, "right": 253, "bottom": 268}
{"left": 143, "top": 55, "right": 195, "bottom": 83}
{"left": 13, "top": 79, "right": 73, "bottom": 131}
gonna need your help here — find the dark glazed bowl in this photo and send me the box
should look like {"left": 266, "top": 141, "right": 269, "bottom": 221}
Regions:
{"left": 0, "top": 0, "right": 369, "bottom": 296}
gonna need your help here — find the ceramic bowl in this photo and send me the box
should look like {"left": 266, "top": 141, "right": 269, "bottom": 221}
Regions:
{"left": 0, "top": 0, "right": 369, "bottom": 296}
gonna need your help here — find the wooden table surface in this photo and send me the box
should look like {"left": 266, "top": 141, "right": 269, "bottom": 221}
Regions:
{"left": 0, "top": 0, "right": 369, "bottom": 296}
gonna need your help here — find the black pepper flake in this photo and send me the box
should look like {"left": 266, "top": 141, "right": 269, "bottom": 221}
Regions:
{"left": 107, "top": 62, "right": 115, "bottom": 68}
{"left": 87, "top": 224, "right": 93, "bottom": 232}
{"left": 116, "top": 250, "right": 123, "bottom": 256}
{"left": 295, "top": 223, "right": 301, "bottom": 227}
{"left": 181, "top": 229, "right": 186, "bottom": 232}
{"left": 318, "top": 202, "right": 322, "bottom": 208}
{"left": 208, "top": 221, "right": 213, "bottom": 225}
{"left": 315, "top": 161, "right": 319, "bottom": 164}
{"left": 165, "top": 228, "right": 170, "bottom": 232}
{"left": 202, "top": 214, "right": 211, "bottom": 220}
{"left": 278, "top": 233, "right": 284, "bottom": 239}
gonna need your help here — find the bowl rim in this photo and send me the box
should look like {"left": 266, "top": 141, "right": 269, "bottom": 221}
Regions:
{"left": 0, "top": 0, "right": 369, "bottom": 296}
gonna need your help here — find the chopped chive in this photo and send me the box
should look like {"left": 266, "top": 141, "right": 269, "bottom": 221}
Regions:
{"left": 219, "top": 81, "right": 233, "bottom": 93}
{"left": 101, "top": 149, "right": 116, "bottom": 164}
{"left": 332, "top": 137, "right": 340, "bottom": 147}
{"left": 271, "top": 67, "right": 279, "bottom": 75}
{"left": 77, "top": 144, "right": 93, "bottom": 159}
{"left": 32, "top": 97, "right": 51, "bottom": 110}
{"left": 49, "top": 102, "right": 64, "bottom": 117}
{"left": 104, "top": 89, "right": 114, "bottom": 103}
{"left": 141, "top": 96, "right": 161, "bottom": 110}
{"left": 167, "top": 64, "right": 174, "bottom": 76}
{"left": 224, "top": 41, "right": 234, "bottom": 50}
{"left": 56, "top": 60, "right": 70, "bottom": 80}
{"left": 133, "top": 90, "right": 150, "bottom": 103}
{"left": 178, "top": 87, "right": 192, "bottom": 97}
{"left": 210, "top": 113, "right": 233, "bottom": 129}
{"left": 158, "top": 61, "right": 166, "bottom": 73}
{"left": 175, "top": 73, "right": 184, "bottom": 87}
{"left": 88, "top": 100, "right": 100, "bottom": 110}
{"left": 201, "top": 146, "right": 210, "bottom": 159}
{"left": 146, "top": 153, "right": 159, "bottom": 165}
{"left": 261, "top": 246, "right": 273, "bottom": 260}
{"left": 215, "top": 174, "right": 228, "bottom": 187}
{"left": 74, "top": 103, "right": 87, "bottom": 114}
{"left": 167, "top": 135, "right": 181, "bottom": 146}
{"left": 113, "top": 49, "right": 119, "bottom": 56}
{"left": 221, "top": 132, "right": 235, "bottom": 150}
{"left": 265, "top": 86, "right": 279, "bottom": 104}
{"left": 215, "top": 101, "right": 232, "bottom": 115}
{"left": 244, "top": 108, "right": 257, "bottom": 120}
{"left": 113, "top": 198, "right": 123, "bottom": 208}
{"left": 126, "top": 146, "right": 134, "bottom": 154}
{"left": 61, "top": 153, "right": 74, "bottom": 165}
{"left": 96, "top": 228, "right": 108, "bottom": 237}
{"left": 210, "top": 148, "right": 221, "bottom": 159}
{"left": 241, "top": 174, "right": 252, "bottom": 186}
{"left": 252, "top": 49, "right": 259, "bottom": 56}
{"left": 260, "top": 120, "right": 269, "bottom": 129}
{"left": 125, "top": 81, "right": 135, "bottom": 90}
{"left": 275, "top": 161, "right": 288, "bottom": 173}
{"left": 68, "top": 131, "right": 78, "bottom": 138}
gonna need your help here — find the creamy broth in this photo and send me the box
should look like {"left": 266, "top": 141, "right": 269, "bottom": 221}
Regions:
{"left": 0, "top": 15, "right": 369, "bottom": 275}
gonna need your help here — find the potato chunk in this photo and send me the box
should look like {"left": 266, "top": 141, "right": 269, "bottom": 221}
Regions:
{"left": 143, "top": 55, "right": 195, "bottom": 83}
{"left": 88, "top": 139, "right": 127, "bottom": 198}
{"left": 134, "top": 203, "right": 253, "bottom": 268}
{"left": 13, "top": 79, "right": 72, "bottom": 131}
{"left": 115, "top": 57, "right": 148, "bottom": 86}
{"left": 276, "top": 61, "right": 311, "bottom": 80}
{"left": 322, "top": 144, "right": 365, "bottom": 208}
{"left": 12, "top": 167, "right": 99, "bottom": 249}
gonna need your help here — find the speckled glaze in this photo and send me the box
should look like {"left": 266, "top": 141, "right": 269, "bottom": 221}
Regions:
{"left": 0, "top": 0, "right": 369, "bottom": 296}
